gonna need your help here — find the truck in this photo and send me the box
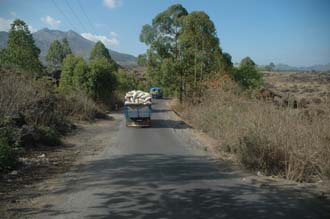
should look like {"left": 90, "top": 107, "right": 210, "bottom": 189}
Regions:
{"left": 150, "top": 87, "right": 162, "bottom": 99}
{"left": 124, "top": 104, "right": 152, "bottom": 127}
{"left": 124, "top": 90, "right": 152, "bottom": 127}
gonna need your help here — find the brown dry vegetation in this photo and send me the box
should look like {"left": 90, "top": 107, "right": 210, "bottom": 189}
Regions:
{"left": 263, "top": 71, "right": 330, "bottom": 107}
{"left": 173, "top": 74, "right": 330, "bottom": 182}
{"left": 0, "top": 69, "right": 104, "bottom": 171}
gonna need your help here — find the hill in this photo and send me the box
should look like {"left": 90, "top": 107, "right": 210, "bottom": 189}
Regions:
{"left": 274, "top": 63, "right": 330, "bottom": 72}
{"left": 0, "top": 29, "right": 137, "bottom": 67}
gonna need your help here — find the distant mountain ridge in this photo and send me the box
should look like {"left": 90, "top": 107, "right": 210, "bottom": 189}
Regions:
{"left": 273, "top": 63, "right": 330, "bottom": 72}
{"left": 0, "top": 29, "right": 137, "bottom": 67}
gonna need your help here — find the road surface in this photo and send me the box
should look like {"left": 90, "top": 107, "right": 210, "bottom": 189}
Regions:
{"left": 18, "top": 100, "right": 329, "bottom": 219}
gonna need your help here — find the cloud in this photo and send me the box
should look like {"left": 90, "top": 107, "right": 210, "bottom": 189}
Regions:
{"left": 103, "top": 0, "right": 122, "bottom": 9}
{"left": 81, "top": 32, "right": 119, "bottom": 47}
{"left": 41, "top": 16, "right": 61, "bottom": 28}
{"left": 28, "top": 25, "right": 38, "bottom": 33}
{"left": 110, "top": 31, "right": 118, "bottom": 38}
{"left": 0, "top": 16, "right": 38, "bottom": 33}
{"left": 0, "top": 17, "right": 12, "bottom": 31}
{"left": 10, "top": 11, "right": 17, "bottom": 17}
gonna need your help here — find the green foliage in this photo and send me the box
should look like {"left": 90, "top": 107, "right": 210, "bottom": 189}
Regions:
{"left": 0, "top": 48, "right": 11, "bottom": 68}
{"left": 137, "top": 54, "right": 147, "bottom": 66}
{"left": 59, "top": 55, "right": 89, "bottom": 91}
{"left": 88, "top": 57, "right": 117, "bottom": 101}
{"left": 46, "top": 40, "right": 64, "bottom": 71}
{"left": 46, "top": 38, "right": 72, "bottom": 71}
{"left": 38, "top": 126, "right": 61, "bottom": 146}
{"left": 6, "top": 19, "right": 43, "bottom": 75}
{"left": 62, "top": 38, "right": 72, "bottom": 57}
{"left": 0, "top": 137, "right": 18, "bottom": 170}
{"left": 116, "top": 69, "right": 144, "bottom": 91}
{"left": 140, "top": 4, "right": 232, "bottom": 101}
{"left": 240, "top": 56, "right": 256, "bottom": 68}
{"left": 0, "top": 126, "right": 19, "bottom": 171}
{"left": 179, "top": 11, "right": 221, "bottom": 89}
{"left": 89, "top": 41, "right": 117, "bottom": 68}
{"left": 233, "top": 64, "right": 263, "bottom": 89}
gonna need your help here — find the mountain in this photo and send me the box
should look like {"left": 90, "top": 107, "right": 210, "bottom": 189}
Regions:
{"left": 0, "top": 31, "right": 8, "bottom": 48}
{"left": 274, "top": 63, "right": 330, "bottom": 72}
{"left": 0, "top": 29, "right": 137, "bottom": 67}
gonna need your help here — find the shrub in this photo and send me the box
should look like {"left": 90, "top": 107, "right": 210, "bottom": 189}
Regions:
{"left": 232, "top": 65, "right": 263, "bottom": 89}
{"left": 38, "top": 126, "right": 61, "bottom": 146}
{"left": 58, "top": 90, "right": 103, "bottom": 121}
{"left": 0, "top": 138, "right": 17, "bottom": 170}
{"left": 0, "top": 127, "right": 19, "bottom": 170}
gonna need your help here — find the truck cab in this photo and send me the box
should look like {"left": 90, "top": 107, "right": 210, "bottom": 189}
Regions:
{"left": 150, "top": 87, "right": 162, "bottom": 99}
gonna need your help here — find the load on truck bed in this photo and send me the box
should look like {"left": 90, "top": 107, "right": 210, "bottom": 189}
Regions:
{"left": 124, "top": 90, "right": 152, "bottom": 127}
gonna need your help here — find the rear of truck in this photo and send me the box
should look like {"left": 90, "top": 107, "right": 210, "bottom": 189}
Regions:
{"left": 124, "top": 104, "right": 152, "bottom": 127}
{"left": 124, "top": 90, "right": 152, "bottom": 127}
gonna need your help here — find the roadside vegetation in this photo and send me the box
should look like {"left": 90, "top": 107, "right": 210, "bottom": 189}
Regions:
{"left": 0, "top": 19, "right": 140, "bottom": 171}
{"left": 140, "top": 4, "right": 330, "bottom": 182}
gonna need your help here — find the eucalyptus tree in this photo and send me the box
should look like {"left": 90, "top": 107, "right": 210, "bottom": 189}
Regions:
{"left": 6, "top": 19, "right": 43, "bottom": 74}
{"left": 89, "top": 41, "right": 118, "bottom": 71}
{"left": 140, "top": 4, "right": 188, "bottom": 99}
{"left": 179, "top": 11, "right": 221, "bottom": 91}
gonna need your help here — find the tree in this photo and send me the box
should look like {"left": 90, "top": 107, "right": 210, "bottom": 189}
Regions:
{"left": 222, "top": 52, "right": 233, "bottom": 68}
{"left": 140, "top": 4, "right": 188, "bottom": 100}
{"left": 116, "top": 69, "right": 144, "bottom": 92}
{"left": 89, "top": 41, "right": 117, "bottom": 71}
{"left": 177, "top": 11, "right": 233, "bottom": 99}
{"left": 62, "top": 38, "right": 72, "bottom": 57}
{"left": 46, "top": 38, "right": 73, "bottom": 72}
{"left": 232, "top": 57, "right": 263, "bottom": 89}
{"left": 265, "top": 62, "right": 275, "bottom": 71}
{"left": 240, "top": 56, "right": 256, "bottom": 68}
{"left": 6, "top": 19, "right": 43, "bottom": 74}
{"left": 137, "top": 54, "right": 147, "bottom": 66}
{"left": 46, "top": 40, "right": 64, "bottom": 71}
{"left": 59, "top": 55, "right": 88, "bottom": 91}
{"left": 88, "top": 57, "right": 117, "bottom": 101}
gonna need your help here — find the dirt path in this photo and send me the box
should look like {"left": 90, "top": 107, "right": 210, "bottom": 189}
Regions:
{"left": 2, "top": 100, "right": 330, "bottom": 219}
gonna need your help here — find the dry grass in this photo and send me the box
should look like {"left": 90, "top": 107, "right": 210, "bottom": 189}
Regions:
{"left": 0, "top": 70, "right": 102, "bottom": 123}
{"left": 58, "top": 90, "right": 103, "bottom": 121}
{"left": 0, "top": 71, "right": 65, "bottom": 128}
{"left": 263, "top": 71, "right": 330, "bottom": 105}
{"left": 174, "top": 78, "right": 330, "bottom": 182}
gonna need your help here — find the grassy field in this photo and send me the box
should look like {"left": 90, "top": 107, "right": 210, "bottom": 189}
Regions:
{"left": 174, "top": 72, "right": 330, "bottom": 183}
{"left": 263, "top": 71, "right": 330, "bottom": 107}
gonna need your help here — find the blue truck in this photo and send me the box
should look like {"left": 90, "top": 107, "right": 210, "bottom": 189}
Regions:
{"left": 150, "top": 87, "right": 162, "bottom": 99}
{"left": 124, "top": 104, "right": 152, "bottom": 127}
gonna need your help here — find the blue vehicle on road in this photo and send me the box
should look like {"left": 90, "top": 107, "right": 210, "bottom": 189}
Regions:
{"left": 150, "top": 87, "right": 162, "bottom": 99}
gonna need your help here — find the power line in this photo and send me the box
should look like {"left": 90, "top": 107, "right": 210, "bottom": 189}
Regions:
{"left": 76, "top": 0, "right": 97, "bottom": 33}
{"left": 64, "top": 0, "right": 89, "bottom": 33}
{"left": 51, "top": 0, "right": 75, "bottom": 29}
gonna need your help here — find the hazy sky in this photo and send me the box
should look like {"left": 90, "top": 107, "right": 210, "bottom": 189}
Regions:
{"left": 0, "top": 0, "right": 329, "bottom": 66}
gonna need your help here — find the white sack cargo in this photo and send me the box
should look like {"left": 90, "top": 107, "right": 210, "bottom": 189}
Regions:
{"left": 125, "top": 90, "right": 152, "bottom": 105}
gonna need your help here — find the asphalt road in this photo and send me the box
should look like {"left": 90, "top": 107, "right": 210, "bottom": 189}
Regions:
{"left": 23, "top": 100, "right": 329, "bottom": 219}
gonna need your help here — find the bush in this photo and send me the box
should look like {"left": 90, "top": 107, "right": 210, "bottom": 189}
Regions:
{"left": 0, "top": 127, "right": 19, "bottom": 171}
{"left": 0, "top": 138, "right": 18, "bottom": 170}
{"left": 58, "top": 90, "right": 103, "bottom": 121}
{"left": 0, "top": 69, "right": 105, "bottom": 170}
{"left": 38, "top": 126, "right": 61, "bottom": 146}
{"left": 232, "top": 65, "right": 263, "bottom": 89}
